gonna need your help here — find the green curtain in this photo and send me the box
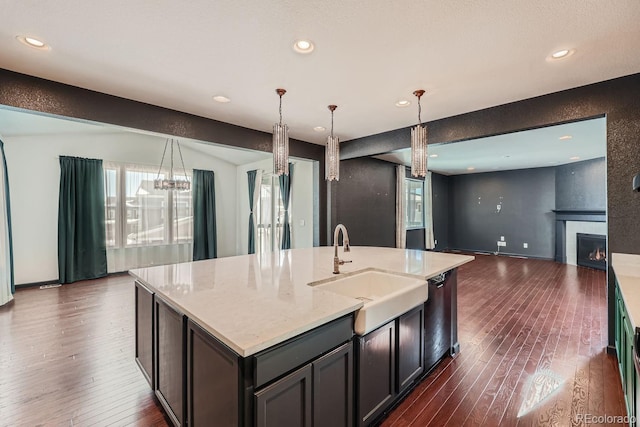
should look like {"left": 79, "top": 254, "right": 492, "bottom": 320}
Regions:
{"left": 247, "top": 170, "right": 257, "bottom": 254}
{"left": 192, "top": 169, "right": 217, "bottom": 261}
{"left": 58, "top": 156, "right": 107, "bottom": 284}
{"left": 279, "top": 163, "right": 293, "bottom": 250}
{"left": 0, "top": 139, "right": 14, "bottom": 295}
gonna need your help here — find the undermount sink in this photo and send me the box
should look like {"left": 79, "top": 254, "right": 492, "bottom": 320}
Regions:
{"left": 310, "top": 269, "right": 427, "bottom": 335}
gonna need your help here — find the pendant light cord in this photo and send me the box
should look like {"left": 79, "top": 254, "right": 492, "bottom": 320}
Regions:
{"left": 331, "top": 110, "right": 334, "bottom": 137}
{"left": 417, "top": 95, "right": 422, "bottom": 126}
{"left": 156, "top": 139, "right": 170, "bottom": 181}
{"left": 279, "top": 94, "right": 283, "bottom": 126}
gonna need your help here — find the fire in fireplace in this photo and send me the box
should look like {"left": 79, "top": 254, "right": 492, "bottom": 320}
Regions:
{"left": 576, "top": 233, "right": 607, "bottom": 271}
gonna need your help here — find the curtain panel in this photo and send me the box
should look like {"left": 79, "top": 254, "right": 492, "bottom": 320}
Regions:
{"left": 58, "top": 156, "right": 107, "bottom": 284}
{"left": 425, "top": 171, "right": 435, "bottom": 250}
{"left": 192, "top": 169, "right": 217, "bottom": 261}
{"left": 247, "top": 170, "right": 257, "bottom": 254}
{"left": 279, "top": 163, "right": 294, "bottom": 250}
{"left": 395, "top": 165, "right": 407, "bottom": 249}
{"left": 0, "top": 138, "right": 14, "bottom": 306}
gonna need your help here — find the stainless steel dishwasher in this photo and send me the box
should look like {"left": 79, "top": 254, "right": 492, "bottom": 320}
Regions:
{"left": 424, "top": 270, "right": 453, "bottom": 372}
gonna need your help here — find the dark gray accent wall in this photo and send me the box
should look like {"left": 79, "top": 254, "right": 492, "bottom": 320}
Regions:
{"left": 449, "top": 168, "right": 556, "bottom": 258}
{"left": 431, "top": 173, "right": 451, "bottom": 251}
{"left": 334, "top": 158, "right": 395, "bottom": 247}
{"left": 556, "top": 157, "right": 606, "bottom": 211}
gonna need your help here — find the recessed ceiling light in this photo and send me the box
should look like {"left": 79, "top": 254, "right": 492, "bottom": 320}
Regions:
{"left": 395, "top": 100, "right": 411, "bottom": 107}
{"left": 213, "top": 95, "right": 230, "bottom": 103}
{"left": 559, "top": 135, "right": 572, "bottom": 140}
{"left": 313, "top": 126, "right": 326, "bottom": 132}
{"left": 293, "top": 39, "right": 314, "bottom": 54}
{"left": 429, "top": 154, "right": 438, "bottom": 158}
{"left": 549, "top": 49, "right": 573, "bottom": 60}
{"left": 467, "top": 167, "right": 475, "bottom": 171}
{"left": 569, "top": 156, "right": 580, "bottom": 160}
{"left": 16, "top": 35, "right": 50, "bottom": 50}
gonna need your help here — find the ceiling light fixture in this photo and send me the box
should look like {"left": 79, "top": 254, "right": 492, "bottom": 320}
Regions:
{"left": 570, "top": 156, "right": 580, "bottom": 160}
{"left": 410, "top": 89, "right": 428, "bottom": 177}
{"left": 273, "top": 88, "right": 289, "bottom": 176}
{"left": 429, "top": 154, "right": 438, "bottom": 158}
{"left": 213, "top": 95, "right": 230, "bottom": 103}
{"left": 559, "top": 135, "right": 572, "bottom": 140}
{"left": 293, "top": 39, "right": 314, "bottom": 54}
{"left": 325, "top": 105, "right": 340, "bottom": 181}
{"left": 467, "top": 167, "right": 475, "bottom": 171}
{"left": 313, "top": 126, "right": 326, "bottom": 132}
{"left": 16, "top": 35, "right": 49, "bottom": 50}
{"left": 549, "top": 49, "right": 573, "bottom": 60}
{"left": 154, "top": 138, "right": 190, "bottom": 190}
{"left": 395, "top": 100, "right": 411, "bottom": 107}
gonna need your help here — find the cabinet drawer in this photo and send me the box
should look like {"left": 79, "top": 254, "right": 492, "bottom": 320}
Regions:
{"left": 254, "top": 315, "right": 353, "bottom": 388}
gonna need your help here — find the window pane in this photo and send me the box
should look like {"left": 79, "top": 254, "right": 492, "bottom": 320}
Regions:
{"left": 125, "top": 168, "right": 168, "bottom": 246}
{"left": 405, "top": 179, "right": 424, "bottom": 229}
{"left": 104, "top": 168, "right": 117, "bottom": 247}
{"left": 173, "top": 183, "right": 192, "bottom": 243}
{"left": 257, "top": 175, "right": 272, "bottom": 254}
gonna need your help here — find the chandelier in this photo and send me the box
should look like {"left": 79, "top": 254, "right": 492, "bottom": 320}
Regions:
{"left": 273, "top": 88, "right": 289, "bottom": 176}
{"left": 325, "top": 104, "right": 339, "bottom": 181}
{"left": 411, "top": 89, "right": 428, "bottom": 177}
{"left": 154, "top": 138, "right": 190, "bottom": 190}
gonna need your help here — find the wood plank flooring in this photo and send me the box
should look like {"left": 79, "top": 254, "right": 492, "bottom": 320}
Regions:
{"left": 0, "top": 254, "right": 625, "bottom": 426}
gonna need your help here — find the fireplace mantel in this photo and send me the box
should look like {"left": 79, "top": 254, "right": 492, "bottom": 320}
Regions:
{"left": 553, "top": 210, "right": 607, "bottom": 263}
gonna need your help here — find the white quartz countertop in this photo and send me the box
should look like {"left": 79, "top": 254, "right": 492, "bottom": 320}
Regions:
{"left": 612, "top": 253, "right": 640, "bottom": 331}
{"left": 129, "top": 246, "right": 474, "bottom": 357}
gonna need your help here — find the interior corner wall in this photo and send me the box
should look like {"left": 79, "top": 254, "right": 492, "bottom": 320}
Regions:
{"left": 3, "top": 132, "right": 238, "bottom": 285}
{"left": 555, "top": 157, "right": 606, "bottom": 211}
{"left": 450, "top": 167, "right": 556, "bottom": 258}
{"left": 431, "top": 172, "right": 451, "bottom": 251}
{"left": 334, "top": 158, "right": 396, "bottom": 248}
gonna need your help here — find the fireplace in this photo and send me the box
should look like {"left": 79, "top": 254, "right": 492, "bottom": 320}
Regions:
{"left": 576, "top": 233, "right": 606, "bottom": 270}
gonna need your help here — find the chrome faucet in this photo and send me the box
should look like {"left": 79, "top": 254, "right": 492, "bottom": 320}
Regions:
{"left": 333, "top": 224, "right": 352, "bottom": 274}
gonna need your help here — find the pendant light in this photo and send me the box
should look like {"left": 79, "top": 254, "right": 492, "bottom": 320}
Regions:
{"left": 325, "top": 105, "right": 340, "bottom": 181}
{"left": 411, "top": 89, "right": 428, "bottom": 177}
{"left": 273, "top": 88, "right": 289, "bottom": 176}
{"left": 154, "top": 138, "right": 190, "bottom": 190}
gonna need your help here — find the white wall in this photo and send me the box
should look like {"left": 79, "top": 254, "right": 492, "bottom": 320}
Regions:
{"left": 236, "top": 158, "right": 315, "bottom": 255}
{"left": 3, "top": 132, "right": 238, "bottom": 284}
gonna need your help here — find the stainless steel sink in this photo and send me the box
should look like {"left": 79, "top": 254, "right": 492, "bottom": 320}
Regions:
{"left": 310, "top": 269, "right": 427, "bottom": 335}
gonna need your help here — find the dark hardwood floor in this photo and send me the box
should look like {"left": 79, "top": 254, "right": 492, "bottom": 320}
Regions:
{"left": 0, "top": 255, "right": 625, "bottom": 426}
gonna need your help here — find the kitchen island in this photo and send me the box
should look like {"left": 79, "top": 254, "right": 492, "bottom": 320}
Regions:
{"left": 130, "top": 246, "right": 474, "bottom": 427}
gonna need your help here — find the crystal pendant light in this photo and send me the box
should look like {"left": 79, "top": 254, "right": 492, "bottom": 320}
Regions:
{"left": 411, "top": 89, "right": 428, "bottom": 177}
{"left": 325, "top": 105, "right": 340, "bottom": 181}
{"left": 273, "top": 88, "right": 289, "bottom": 176}
{"left": 154, "top": 138, "right": 190, "bottom": 190}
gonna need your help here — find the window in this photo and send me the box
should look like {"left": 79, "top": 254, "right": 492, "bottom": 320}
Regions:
{"left": 256, "top": 174, "right": 287, "bottom": 253}
{"left": 104, "top": 162, "right": 192, "bottom": 248}
{"left": 405, "top": 178, "right": 424, "bottom": 229}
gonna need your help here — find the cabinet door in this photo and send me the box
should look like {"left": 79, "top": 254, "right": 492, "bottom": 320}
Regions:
{"left": 398, "top": 305, "right": 424, "bottom": 392}
{"left": 135, "top": 281, "right": 154, "bottom": 388}
{"left": 357, "top": 321, "right": 395, "bottom": 427}
{"left": 313, "top": 342, "right": 353, "bottom": 427}
{"left": 155, "top": 298, "right": 186, "bottom": 427}
{"left": 255, "top": 364, "right": 312, "bottom": 427}
{"left": 623, "top": 317, "right": 635, "bottom": 420}
{"left": 187, "top": 320, "right": 239, "bottom": 427}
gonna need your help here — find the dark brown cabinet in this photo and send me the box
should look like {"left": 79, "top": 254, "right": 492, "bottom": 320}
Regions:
{"left": 155, "top": 297, "right": 186, "bottom": 427}
{"left": 254, "top": 341, "right": 353, "bottom": 427}
{"left": 357, "top": 320, "right": 396, "bottom": 427}
{"left": 135, "top": 281, "right": 154, "bottom": 388}
{"left": 187, "top": 319, "right": 239, "bottom": 427}
{"left": 313, "top": 343, "right": 353, "bottom": 427}
{"left": 397, "top": 305, "right": 424, "bottom": 392}
{"left": 255, "top": 364, "right": 313, "bottom": 427}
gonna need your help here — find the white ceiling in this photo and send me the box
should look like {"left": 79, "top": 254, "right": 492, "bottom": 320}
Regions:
{"left": 0, "top": 1, "right": 638, "bottom": 146}
{"left": 375, "top": 118, "right": 606, "bottom": 175}
{"left": 0, "top": 107, "right": 271, "bottom": 166}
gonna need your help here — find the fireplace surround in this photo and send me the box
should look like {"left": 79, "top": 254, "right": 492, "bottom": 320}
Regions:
{"left": 553, "top": 210, "right": 606, "bottom": 264}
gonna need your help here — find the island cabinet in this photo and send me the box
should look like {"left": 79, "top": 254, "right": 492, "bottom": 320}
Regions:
{"left": 614, "top": 279, "right": 639, "bottom": 424}
{"left": 134, "top": 281, "right": 154, "bottom": 389}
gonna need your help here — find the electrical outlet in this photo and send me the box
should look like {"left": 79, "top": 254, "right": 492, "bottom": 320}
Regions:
{"left": 497, "top": 241, "right": 507, "bottom": 247}
{"left": 434, "top": 239, "right": 438, "bottom": 246}
{"left": 523, "top": 243, "right": 528, "bottom": 248}
{"left": 299, "top": 219, "right": 305, "bottom": 226}
{"left": 500, "top": 236, "right": 505, "bottom": 241}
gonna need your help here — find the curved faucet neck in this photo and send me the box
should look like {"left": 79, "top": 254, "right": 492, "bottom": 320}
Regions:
{"left": 333, "top": 224, "right": 350, "bottom": 257}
